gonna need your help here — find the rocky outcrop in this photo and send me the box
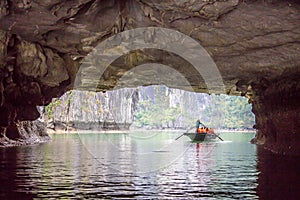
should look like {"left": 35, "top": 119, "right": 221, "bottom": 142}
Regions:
{"left": 0, "top": 120, "right": 50, "bottom": 147}
{"left": 44, "top": 89, "right": 139, "bottom": 131}
{"left": 0, "top": 30, "right": 77, "bottom": 145}
{"left": 0, "top": 1, "right": 299, "bottom": 153}
{"left": 250, "top": 75, "right": 300, "bottom": 155}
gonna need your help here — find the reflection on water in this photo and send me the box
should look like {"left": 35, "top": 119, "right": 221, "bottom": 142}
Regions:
{"left": 256, "top": 147, "right": 300, "bottom": 199}
{"left": 0, "top": 132, "right": 298, "bottom": 199}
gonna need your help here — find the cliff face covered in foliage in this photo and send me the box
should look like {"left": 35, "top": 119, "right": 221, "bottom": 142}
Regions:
{"left": 133, "top": 86, "right": 254, "bottom": 129}
{"left": 0, "top": 0, "right": 299, "bottom": 154}
{"left": 44, "top": 86, "right": 254, "bottom": 131}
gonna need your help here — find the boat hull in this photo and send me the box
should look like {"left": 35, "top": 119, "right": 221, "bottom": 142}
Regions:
{"left": 183, "top": 132, "right": 217, "bottom": 142}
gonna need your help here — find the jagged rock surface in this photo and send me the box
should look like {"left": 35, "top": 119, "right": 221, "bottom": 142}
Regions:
{"left": 0, "top": 120, "right": 50, "bottom": 147}
{"left": 250, "top": 76, "right": 300, "bottom": 155}
{"left": 0, "top": 0, "right": 299, "bottom": 154}
{"left": 45, "top": 89, "right": 139, "bottom": 131}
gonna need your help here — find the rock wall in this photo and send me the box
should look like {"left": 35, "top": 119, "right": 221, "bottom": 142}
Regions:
{"left": 0, "top": 120, "right": 50, "bottom": 147}
{"left": 250, "top": 76, "right": 300, "bottom": 155}
{"left": 46, "top": 88, "right": 139, "bottom": 130}
{"left": 0, "top": 30, "right": 77, "bottom": 145}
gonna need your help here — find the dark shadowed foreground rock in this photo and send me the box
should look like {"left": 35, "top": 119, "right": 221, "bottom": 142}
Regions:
{"left": 0, "top": 120, "right": 50, "bottom": 147}
{"left": 0, "top": 0, "right": 299, "bottom": 154}
{"left": 250, "top": 76, "right": 300, "bottom": 155}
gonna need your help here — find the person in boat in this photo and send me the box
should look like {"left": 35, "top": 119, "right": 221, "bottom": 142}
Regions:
{"left": 196, "top": 119, "right": 206, "bottom": 133}
{"left": 196, "top": 119, "right": 210, "bottom": 133}
{"left": 196, "top": 119, "right": 200, "bottom": 132}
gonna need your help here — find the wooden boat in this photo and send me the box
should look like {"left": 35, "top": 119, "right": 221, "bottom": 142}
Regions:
{"left": 183, "top": 132, "right": 217, "bottom": 142}
{"left": 183, "top": 127, "right": 218, "bottom": 142}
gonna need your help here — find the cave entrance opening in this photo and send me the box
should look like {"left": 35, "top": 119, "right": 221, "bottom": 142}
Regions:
{"left": 40, "top": 85, "right": 255, "bottom": 134}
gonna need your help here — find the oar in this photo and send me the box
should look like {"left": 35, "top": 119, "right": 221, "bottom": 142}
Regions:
{"left": 200, "top": 122, "right": 224, "bottom": 141}
{"left": 175, "top": 134, "right": 185, "bottom": 140}
{"left": 175, "top": 127, "right": 193, "bottom": 140}
{"left": 212, "top": 132, "right": 224, "bottom": 141}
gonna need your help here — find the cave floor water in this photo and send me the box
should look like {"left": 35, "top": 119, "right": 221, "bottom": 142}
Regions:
{"left": 0, "top": 132, "right": 299, "bottom": 199}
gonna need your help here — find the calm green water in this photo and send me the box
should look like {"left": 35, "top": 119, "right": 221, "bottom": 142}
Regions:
{"left": 0, "top": 132, "right": 298, "bottom": 199}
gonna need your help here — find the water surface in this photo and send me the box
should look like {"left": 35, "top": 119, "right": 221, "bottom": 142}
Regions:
{"left": 0, "top": 132, "right": 299, "bottom": 199}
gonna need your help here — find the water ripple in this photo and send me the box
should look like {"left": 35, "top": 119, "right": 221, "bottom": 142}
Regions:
{"left": 0, "top": 132, "right": 259, "bottom": 199}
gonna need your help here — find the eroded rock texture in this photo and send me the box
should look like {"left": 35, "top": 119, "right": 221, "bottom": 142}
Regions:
{"left": 250, "top": 75, "right": 300, "bottom": 155}
{"left": 0, "top": 30, "right": 77, "bottom": 145}
{"left": 0, "top": 120, "right": 50, "bottom": 147}
{"left": 0, "top": 0, "right": 299, "bottom": 153}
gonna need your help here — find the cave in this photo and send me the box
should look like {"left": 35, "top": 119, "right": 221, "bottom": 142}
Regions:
{"left": 0, "top": 0, "right": 299, "bottom": 157}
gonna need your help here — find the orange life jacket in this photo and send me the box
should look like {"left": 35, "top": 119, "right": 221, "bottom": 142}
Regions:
{"left": 198, "top": 128, "right": 205, "bottom": 133}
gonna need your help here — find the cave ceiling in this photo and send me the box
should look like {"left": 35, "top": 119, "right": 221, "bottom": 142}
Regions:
{"left": 0, "top": 0, "right": 299, "bottom": 96}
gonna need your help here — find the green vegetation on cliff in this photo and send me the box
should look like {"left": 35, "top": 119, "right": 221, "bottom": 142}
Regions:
{"left": 134, "top": 87, "right": 181, "bottom": 128}
{"left": 202, "top": 95, "right": 254, "bottom": 129}
{"left": 133, "top": 86, "right": 254, "bottom": 129}
{"left": 44, "top": 86, "right": 255, "bottom": 130}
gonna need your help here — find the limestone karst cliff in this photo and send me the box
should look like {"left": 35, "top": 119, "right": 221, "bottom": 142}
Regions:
{"left": 44, "top": 89, "right": 139, "bottom": 130}
{"left": 44, "top": 86, "right": 254, "bottom": 131}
